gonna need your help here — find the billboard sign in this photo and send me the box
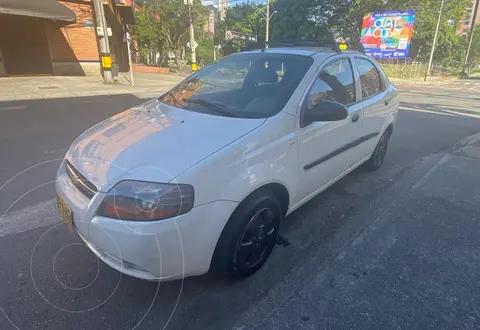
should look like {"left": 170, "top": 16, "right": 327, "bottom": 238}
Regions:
{"left": 360, "top": 11, "right": 416, "bottom": 59}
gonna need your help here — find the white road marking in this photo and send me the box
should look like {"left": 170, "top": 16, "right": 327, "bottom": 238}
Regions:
{"left": 44, "top": 148, "right": 68, "bottom": 155}
{"left": 0, "top": 198, "right": 61, "bottom": 237}
{"left": 400, "top": 106, "right": 480, "bottom": 119}
{"left": 0, "top": 105, "right": 26, "bottom": 112}
{"left": 400, "top": 106, "right": 455, "bottom": 117}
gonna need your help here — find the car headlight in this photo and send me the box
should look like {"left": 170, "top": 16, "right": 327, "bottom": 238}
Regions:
{"left": 97, "top": 180, "right": 194, "bottom": 221}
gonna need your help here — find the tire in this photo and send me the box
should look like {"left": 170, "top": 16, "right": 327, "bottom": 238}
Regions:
{"left": 211, "top": 191, "right": 282, "bottom": 280}
{"left": 365, "top": 130, "right": 390, "bottom": 171}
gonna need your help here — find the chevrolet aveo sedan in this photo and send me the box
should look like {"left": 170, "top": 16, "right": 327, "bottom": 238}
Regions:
{"left": 56, "top": 47, "right": 399, "bottom": 281}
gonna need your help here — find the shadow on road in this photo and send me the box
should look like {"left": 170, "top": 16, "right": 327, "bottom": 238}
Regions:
{"left": 0, "top": 94, "right": 154, "bottom": 215}
{"left": 1, "top": 93, "right": 480, "bottom": 330}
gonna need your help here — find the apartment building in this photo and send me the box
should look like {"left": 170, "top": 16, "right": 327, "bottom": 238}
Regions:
{"left": 457, "top": 0, "right": 480, "bottom": 35}
{"left": 204, "top": 5, "right": 215, "bottom": 34}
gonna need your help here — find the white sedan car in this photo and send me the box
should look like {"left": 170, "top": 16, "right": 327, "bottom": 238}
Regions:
{"left": 56, "top": 45, "right": 399, "bottom": 281}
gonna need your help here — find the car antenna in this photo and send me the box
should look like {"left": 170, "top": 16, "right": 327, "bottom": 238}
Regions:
{"left": 261, "top": 41, "right": 268, "bottom": 52}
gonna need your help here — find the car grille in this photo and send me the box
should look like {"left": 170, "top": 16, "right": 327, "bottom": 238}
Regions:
{"left": 65, "top": 161, "right": 97, "bottom": 199}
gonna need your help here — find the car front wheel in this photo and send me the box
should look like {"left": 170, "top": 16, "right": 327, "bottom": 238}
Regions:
{"left": 211, "top": 192, "right": 282, "bottom": 279}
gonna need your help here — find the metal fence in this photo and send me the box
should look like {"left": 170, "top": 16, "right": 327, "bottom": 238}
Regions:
{"left": 377, "top": 58, "right": 465, "bottom": 80}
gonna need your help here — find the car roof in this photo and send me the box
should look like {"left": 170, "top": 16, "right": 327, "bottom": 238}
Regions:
{"left": 236, "top": 47, "right": 365, "bottom": 59}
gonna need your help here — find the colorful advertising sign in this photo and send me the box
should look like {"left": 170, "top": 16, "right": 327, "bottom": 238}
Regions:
{"left": 360, "top": 11, "right": 416, "bottom": 59}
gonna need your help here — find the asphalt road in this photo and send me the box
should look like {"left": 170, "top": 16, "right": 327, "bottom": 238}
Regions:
{"left": 0, "top": 82, "right": 479, "bottom": 330}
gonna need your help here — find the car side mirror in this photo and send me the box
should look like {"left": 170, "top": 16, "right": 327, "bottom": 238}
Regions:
{"left": 304, "top": 100, "right": 348, "bottom": 125}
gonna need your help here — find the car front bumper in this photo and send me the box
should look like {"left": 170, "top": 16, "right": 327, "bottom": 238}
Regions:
{"left": 56, "top": 160, "right": 238, "bottom": 281}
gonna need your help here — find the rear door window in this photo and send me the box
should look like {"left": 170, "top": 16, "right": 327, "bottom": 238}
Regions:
{"left": 354, "top": 58, "right": 384, "bottom": 99}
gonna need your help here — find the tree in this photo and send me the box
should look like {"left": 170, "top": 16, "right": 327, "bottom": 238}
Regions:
{"left": 328, "top": 0, "right": 387, "bottom": 43}
{"left": 467, "top": 26, "right": 480, "bottom": 71}
{"left": 225, "top": 3, "right": 264, "bottom": 37}
{"left": 140, "top": 0, "right": 208, "bottom": 67}
{"left": 217, "top": 0, "right": 474, "bottom": 65}
{"left": 270, "top": 0, "right": 332, "bottom": 40}
{"left": 196, "top": 35, "right": 215, "bottom": 64}
{"left": 133, "top": 10, "right": 162, "bottom": 64}
{"left": 213, "top": 3, "right": 264, "bottom": 55}
{"left": 401, "top": 0, "right": 471, "bottom": 60}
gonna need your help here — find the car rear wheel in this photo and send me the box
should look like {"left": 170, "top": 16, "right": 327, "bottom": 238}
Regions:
{"left": 211, "top": 192, "right": 282, "bottom": 279}
{"left": 365, "top": 130, "right": 390, "bottom": 171}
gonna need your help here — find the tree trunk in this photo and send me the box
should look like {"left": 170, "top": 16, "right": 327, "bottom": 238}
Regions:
{"left": 174, "top": 49, "right": 182, "bottom": 68}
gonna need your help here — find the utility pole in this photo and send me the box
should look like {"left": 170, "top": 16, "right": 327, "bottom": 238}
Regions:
{"left": 185, "top": 0, "right": 197, "bottom": 72}
{"left": 93, "top": 0, "right": 113, "bottom": 82}
{"left": 266, "top": 0, "right": 270, "bottom": 43}
{"left": 425, "top": 0, "right": 444, "bottom": 81}
{"left": 463, "top": 0, "right": 480, "bottom": 74}
{"left": 126, "top": 30, "right": 134, "bottom": 85}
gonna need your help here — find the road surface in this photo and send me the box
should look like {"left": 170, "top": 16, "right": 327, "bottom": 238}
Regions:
{"left": 0, "top": 82, "right": 479, "bottom": 329}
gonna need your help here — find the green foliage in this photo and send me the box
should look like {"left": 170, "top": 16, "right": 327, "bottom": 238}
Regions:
{"left": 196, "top": 36, "right": 215, "bottom": 64}
{"left": 225, "top": 3, "right": 263, "bottom": 35}
{"left": 222, "top": 0, "right": 474, "bottom": 63}
{"left": 270, "top": 0, "right": 332, "bottom": 40}
{"left": 135, "top": 0, "right": 208, "bottom": 66}
{"left": 135, "top": 0, "right": 479, "bottom": 67}
{"left": 133, "top": 10, "right": 156, "bottom": 46}
{"left": 470, "top": 26, "right": 480, "bottom": 65}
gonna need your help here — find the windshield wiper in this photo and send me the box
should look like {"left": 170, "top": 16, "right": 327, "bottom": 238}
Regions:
{"left": 183, "top": 98, "right": 237, "bottom": 117}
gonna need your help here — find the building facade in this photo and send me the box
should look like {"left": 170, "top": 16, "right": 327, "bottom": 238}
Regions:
{"left": 0, "top": 0, "right": 135, "bottom": 77}
{"left": 457, "top": 0, "right": 480, "bottom": 35}
{"left": 218, "top": 0, "right": 228, "bottom": 21}
{"left": 204, "top": 5, "right": 215, "bottom": 35}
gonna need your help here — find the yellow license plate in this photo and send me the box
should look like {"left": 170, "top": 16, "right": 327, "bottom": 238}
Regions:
{"left": 57, "top": 193, "right": 73, "bottom": 233}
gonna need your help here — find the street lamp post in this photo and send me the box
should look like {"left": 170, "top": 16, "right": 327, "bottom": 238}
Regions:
{"left": 425, "top": 0, "right": 445, "bottom": 81}
{"left": 252, "top": 1, "right": 277, "bottom": 43}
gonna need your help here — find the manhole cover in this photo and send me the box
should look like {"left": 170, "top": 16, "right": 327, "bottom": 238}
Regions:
{"left": 37, "top": 86, "right": 58, "bottom": 90}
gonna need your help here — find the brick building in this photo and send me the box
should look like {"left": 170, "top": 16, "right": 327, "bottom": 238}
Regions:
{"left": 0, "top": 0, "right": 135, "bottom": 77}
{"left": 457, "top": 0, "right": 480, "bottom": 35}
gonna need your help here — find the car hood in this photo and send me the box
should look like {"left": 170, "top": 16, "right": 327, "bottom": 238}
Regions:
{"left": 66, "top": 99, "right": 265, "bottom": 192}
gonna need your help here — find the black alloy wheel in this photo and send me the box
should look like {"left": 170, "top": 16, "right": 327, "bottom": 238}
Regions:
{"left": 365, "top": 130, "right": 390, "bottom": 171}
{"left": 211, "top": 192, "right": 282, "bottom": 279}
{"left": 374, "top": 133, "right": 388, "bottom": 168}
{"left": 234, "top": 208, "right": 278, "bottom": 269}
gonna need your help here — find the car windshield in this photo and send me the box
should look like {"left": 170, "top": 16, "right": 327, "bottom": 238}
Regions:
{"left": 159, "top": 53, "right": 314, "bottom": 119}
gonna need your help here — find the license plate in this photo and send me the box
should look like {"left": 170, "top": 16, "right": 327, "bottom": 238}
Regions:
{"left": 57, "top": 193, "right": 73, "bottom": 233}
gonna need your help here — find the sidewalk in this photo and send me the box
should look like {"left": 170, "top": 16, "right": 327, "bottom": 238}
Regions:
{"left": 0, "top": 72, "right": 186, "bottom": 102}
{"left": 235, "top": 133, "right": 480, "bottom": 329}
{"left": 390, "top": 72, "right": 480, "bottom": 86}
{"left": 390, "top": 76, "right": 458, "bottom": 85}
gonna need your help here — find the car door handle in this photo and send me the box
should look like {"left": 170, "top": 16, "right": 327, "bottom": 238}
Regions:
{"left": 351, "top": 112, "right": 360, "bottom": 123}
